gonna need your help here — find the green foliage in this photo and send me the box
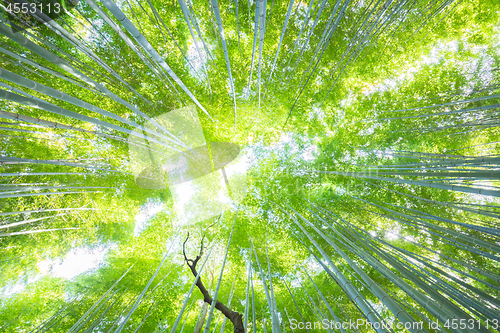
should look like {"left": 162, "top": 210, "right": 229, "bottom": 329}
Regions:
{"left": 1, "top": 0, "right": 500, "bottom": 332}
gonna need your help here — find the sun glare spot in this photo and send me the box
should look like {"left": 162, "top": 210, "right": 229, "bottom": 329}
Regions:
{"left": 49, "top": 245, "right": 114, "bottom": 280}
{"left": 134, "top": 200, "right": 165, "bottom": 236}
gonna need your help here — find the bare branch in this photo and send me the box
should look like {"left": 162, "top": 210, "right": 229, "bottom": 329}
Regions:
{"left": 182, "top": 232, "right": 190, "bottom": 264}
{"left": 183, "top": 234, "right": 245, "bottom": 333}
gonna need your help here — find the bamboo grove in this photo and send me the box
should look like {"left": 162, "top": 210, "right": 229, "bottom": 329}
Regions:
{"left": 0, "top": 0, "right": 499, "bottom": 332}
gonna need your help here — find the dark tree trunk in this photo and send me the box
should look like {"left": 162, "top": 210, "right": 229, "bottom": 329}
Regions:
{"left": 183, "top": 233, "right": 246, "bottom": 333}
